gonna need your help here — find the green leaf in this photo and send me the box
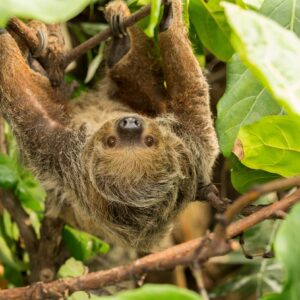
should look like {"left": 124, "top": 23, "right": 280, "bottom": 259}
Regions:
{"left": 223, "top": 3, "right": 300, "bottom": 115}
{"left": 0, "top": 154, "right": 19, "bottom": 189}
{"left": 234, "top": 115, "right": 300, "bottom": 177}
{"left": 57, "top": 258, "right": 86, "bottom": 279}
{"left": 68, "top": 291, "right": 91, "bottom": 300}
{"left": 182, "top": 0, "right": 190, "bottom": 27}
{"left": 261, "top": 203, "right": 300, "bottom": 300}
{"left": 230, "top": 155, "right": 280, "bottom": 193}
{"left": 0, "top": 235, "right": 25, "bottom": 271}
{"left": 0, "top": 0, "right": 90, "bottom": 26}
{"left": 260, "top": 0, "right": 300, "bottom": 35}
{"left": 63, "top": 226, "right": 110, "bottom": 261}
{"left": 4, "top": 265, "right": 24, "bottom": 287}
{"left": 15, "top": 171, "right": 46, "bottom": 212}
{"left": 189, "top": 0, "right": 234, "bottom": 61}
{"left": 87, "top": 284, "right": 202, "bottom": 300}
{"left": 3, "top": 210, "right": 19, "bottom": 241}
{"left": 216, "top": 55, "right": 282, "bottom": 156}
{"left": 144, "top": 0, "right": 161, "bottom": 37}
{"left": 242, "top": 0, "right": 264, "bottom": 10}
{"left": 84, "top": 43, "right": 105, "bottom": 83}
{"left": 80, "top": 23, "right": 108, "bottom": 36}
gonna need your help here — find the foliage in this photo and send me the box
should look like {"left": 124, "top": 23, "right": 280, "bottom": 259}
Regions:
{"left": 0, "top": 0, "right": 299, "bottom": 298}
{"left": 261, "top": 203, "right": 300, "bottom": 300}
{"left": 0, "top": 0, "right": 91, "bottom": 26}
{"left": 67, "top": 284, "right": 203, "bottom": 300}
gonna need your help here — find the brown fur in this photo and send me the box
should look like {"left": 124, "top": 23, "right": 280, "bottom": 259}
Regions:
{"left": 0, "top": 0, "right": 218, "bottom": 251}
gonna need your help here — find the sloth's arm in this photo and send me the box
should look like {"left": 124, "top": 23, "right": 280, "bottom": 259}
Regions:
{"left": 158, "top": 0, "right": 219, "bottom": 184}
{"left": 0, "top": 31, "right": 83, "bottom": 171}
{"left": 105, "top": 0, "right": 167, "bottom": 116}
{"left": 158, "top": 0, "right": 217, "bottom": 148}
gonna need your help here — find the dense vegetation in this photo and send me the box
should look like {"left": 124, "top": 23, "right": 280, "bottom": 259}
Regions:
{"left": 0, "top": 0, "right": 299, "bottom": 299}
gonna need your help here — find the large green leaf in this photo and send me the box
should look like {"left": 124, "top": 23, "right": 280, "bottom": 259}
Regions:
{"left": 217, "top": 0, "right": 299, "bottom": 156}
{"left": 233, "top": 115, "right": 300, "bottom": 177}
{"left": 230, "top": 155, "right": 280, "bottom": 193}
{"left": 68, "top": 284, "right": 203, "bottom": 300}
{"left": 63, "top": 226, "right": 110, "bottom": 261}
{"left": 189, "top": 0, "right": 234, "bottom": 61}
{"left": 260, "top": 0, "right": 300, "bottom": 35}
{"left": 261, "top": 202, "right": 300, "bottom": 300}
{"left": 223, "top": 3, "right": 300, "bottom": 115}
{"left": 216, "top": 55, "right": 282, "bottom": 156}
{"left": 0, "top": 0, "right": 90, "bottom": 26}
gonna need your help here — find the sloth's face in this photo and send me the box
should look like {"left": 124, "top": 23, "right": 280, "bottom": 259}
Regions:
{"left": 100, "top": 115, "right": 162, "bottom": 152}
{"left": 83, "top": 114, "right": 195, "bottom": 249}
{"left": 90, "top": 114, "right": 172, "bottom": 180}
{"left": 85, "top": 113, "right": 186, "bottom": 188}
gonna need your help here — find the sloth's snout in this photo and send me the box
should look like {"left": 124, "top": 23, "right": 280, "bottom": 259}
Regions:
{"left": 117, "top": 117, "right": 144, "bottom": 139}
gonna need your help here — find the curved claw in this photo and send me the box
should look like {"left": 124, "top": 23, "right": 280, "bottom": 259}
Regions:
{"left": 32, "top": 28, "right": 48, "bottom": 57}
{"left": 159, "top": 0, "right": 173, "bottom": 32}
{"left": 111, "top": 14, "right": 127, "bottom": 38}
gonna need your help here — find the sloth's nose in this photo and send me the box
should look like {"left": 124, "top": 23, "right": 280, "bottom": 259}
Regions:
{"left": 117, "top": 116, "right": 143, "bottom": 137}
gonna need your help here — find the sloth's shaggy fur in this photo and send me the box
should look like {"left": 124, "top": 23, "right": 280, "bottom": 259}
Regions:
{"left": 0, "top": 0, "right": 218, "bottom": 251}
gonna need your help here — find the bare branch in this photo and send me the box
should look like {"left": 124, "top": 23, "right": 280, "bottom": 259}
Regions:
{"left": 1, "top": 181, "right": 299, "bottom": 300}
{"left": 62, "top": 3, "right": 153, "bottom": 68}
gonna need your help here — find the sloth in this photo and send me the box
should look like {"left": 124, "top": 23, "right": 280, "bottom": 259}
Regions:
{"left": 0, "top": 0, "right": 219, "bottom": 251}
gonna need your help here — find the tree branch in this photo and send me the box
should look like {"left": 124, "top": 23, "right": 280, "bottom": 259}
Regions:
{"left": 62, "top": 3, "right": 153, "bottom": 68}
{"left": 1, "top": 178, "right": 299, "bottom": 300}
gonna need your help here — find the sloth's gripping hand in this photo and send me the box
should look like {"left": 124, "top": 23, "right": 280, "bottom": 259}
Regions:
{"left": 0, "top": 30, "right": 76, "bottom": 168}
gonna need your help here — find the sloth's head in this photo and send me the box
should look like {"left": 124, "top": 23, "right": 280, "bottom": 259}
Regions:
{"left": 83, "top": 114, "right": 197, "bottom": 249}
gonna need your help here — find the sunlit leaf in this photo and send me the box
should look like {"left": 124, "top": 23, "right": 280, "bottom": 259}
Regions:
{"left": 223, "top": 3, "right": 300, "bottom": 115}
{"left": 144, "top": 0, "right": 161, "bottom": 37}
{"left": 57, "top": 258, "right": 86, "bottom": 279}
{"left": 189, "top": 0, "right": 234, "bottom": 61}
{"left": 0, "top": 0, "right": 90, "bottom": 26}
{"left": 242, "top": 0, "right": 264, "bottom": 10}
{"left": 260, "top": 0, "right": 300, "bottom": 35}
{"left": 63, "top": 226, "right": 109, "bottom": 261}
{"left": 233, "top": 115, "right": 300, "bottom": 177}
{"left": 216, "top": 55, "right": 282, "bottom": 156}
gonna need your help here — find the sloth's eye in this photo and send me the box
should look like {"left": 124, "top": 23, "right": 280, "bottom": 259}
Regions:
{"left": 145, "top": 135, "right": 154, "bottom": 147}
{"left": 107, "top": 136, "right": 117, "bottom": 148}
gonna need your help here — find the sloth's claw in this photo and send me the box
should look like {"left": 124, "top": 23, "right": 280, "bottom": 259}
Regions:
{"left": 159, "top": 0, "right": 173, "bottom": 32}
{"left": 110, "top": 14, "right": 127, "bottom": 38}
{"left": 0, "top": 28, "right": 6, "bottom": 34}
{"left": 32, "top": 28, "right": 48, "bottom": 57}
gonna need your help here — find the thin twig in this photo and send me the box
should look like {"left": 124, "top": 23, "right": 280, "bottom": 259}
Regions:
{"left": 214, "top": 176, "right": 300, "bottom": 241}
{"left": 1, "top": 184, "right": 299, "bottom": 300}
{"left": 62, "top": 3, "right": 153, "bottom": 68}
